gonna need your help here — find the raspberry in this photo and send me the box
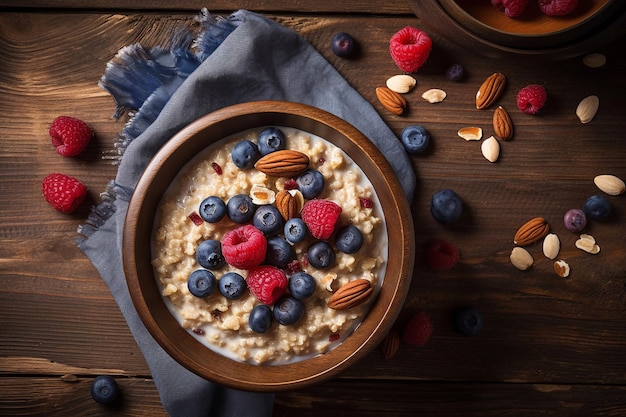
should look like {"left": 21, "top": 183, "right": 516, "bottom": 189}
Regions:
{"left": 425, "top": 239, "right": 459, "bottom": 271}
{"left": 221, "top": 225, "right": 267, "bottom": 269}
{"left": 42, "top": 173, "right": 88, "bottom": 213}
{"left": 402, "top": 310, "right": 433, "bottom": 346}
{"left": 491, "top": 0, "right": 528, "bottom": 18}
{"left": 49, "top": 116, "right": 93, "bottom": 157}
{"left": 246, "top": 265, "right": 288, "bottom": 304}
{"left": 389, "top": 26, "right": 432, "bottom": 73}
{"left": 539, "top": 0, "right": 578, "bottom": 16}
{"left": 516, "top": 84, "right": 547, "bottom": 115}
{"left": 300, "top": 199, "right": 342, "bottom": 240}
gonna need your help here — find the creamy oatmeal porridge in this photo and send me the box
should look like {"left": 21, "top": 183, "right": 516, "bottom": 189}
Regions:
{"left": 151, "top": 126, "right": 387, "bottom": 364}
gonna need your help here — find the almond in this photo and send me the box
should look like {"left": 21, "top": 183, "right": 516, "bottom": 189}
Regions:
{"left": 379, "top": 329, "right": 400, "bottom": 359}
{"left": 327, "top": 278, "right": 373, "bottom": 310}
{"left": 386, "top": 74, "right": 416, "bottom": 94}
{"left": 457, "top": 127, "right": 482, "bottom": 141}
{"left": 510, "top": 247, "right": 534, "bottom": 271}
{"left": 542, "top": 233, "right": 560, "bottom": 260}
{"left": 513, "top": 217, "right": 550, "bottom": 246}
{"left": 376, "top": 86, "right": 407, "bottom": 115}
{"left": 493, "top": 106, "right": 513, "bottom": 140}
{"left": 476, "top": 72, "right": 506, "bottom": 110}
{"left": 575, "top": 234, "right": 600, "bottom": 254}
{"left": 275, "top": 189, "right": 303, "bottom": 220}
{"left": 250, "top": 184, "right": 276, "bottom": 205}
{"left": 421, "top": 88, "right": 446, "bottom": 103}
{"left": 254, "top": 150, "right": 309, "bottom": 177}
{"left": 593, "top": 174, "right": 625, "bottom": 196}
{"left": 576, "top": 95, "right": 599, "bottom": 124}
{"left": 554, "top": 260, "right": 571, "bottom": 278}
{"left": 481, "top": 135, "right": 500, "bottom": 163}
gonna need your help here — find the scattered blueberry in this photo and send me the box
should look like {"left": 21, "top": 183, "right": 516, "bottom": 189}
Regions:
{"left": 335, "top": 224, "right": 364, "bottom": 254}
{"left": 265, "top": 236, "right": 295, "bottom": 268}
{"left": 563, "top": 208, "right": 587, "bottom": 232}
{"left": 273, "top": 295, "right": 305, "bottom": 325}
{"left": 288, "top": 271, "right": 317, "bottom": 300}
{"left": 253, "top": 205, "right": 284, "bottom": 236}
{"left": 198, "top": 196, "right": 226, "bottom": 223}
{"left": 187, "top": 269, "right": 216, "bottom": 297}
{"left": 400, "top": 125, "right": 430, "bottom": 154}
{"left": 231, "top": 140, "right": 260, "bottom": 169}
{"left": 218, "top": 272, "right": 247, "bottom": 300}
{"left": 227, "top": 194, "right": 256, "bottom": 224}
{"left": 196, "top": 239, "right": 225, "bottom": 270}
{"left": 446, "top": 63, "right": 464, "bottom": 81}
{"left": 583, "top": 195, "right": 611, "bottom": 219}
{"left": 284, "top": 218, "right": 308, "bottom": 244}
{"left": 296, "top": 169, "right": 325, "bottom": 199}
{"left": 331, "top": 32, "right": 356, "bottom": 58}
{"left": 249, "top": 304, "right": 273, "bottom": 333}
{"left": 430, "top": 189, "right": 463, "bottom": 224}
{"left": 307, "top": 241, "right": 336, "bottom": 270}
{"left": 257, "top": 127, "right": 286, "bottom": 155}
{"left": 454, "top": 307, "right": 483, "bottom": 336}
{"left": 91, "top": 375, "right": 120, "bottom": 405}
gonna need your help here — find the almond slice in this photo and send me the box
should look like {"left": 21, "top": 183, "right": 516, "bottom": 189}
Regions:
{"left": 457, "top": 127, "right": 482, "bottom": 141}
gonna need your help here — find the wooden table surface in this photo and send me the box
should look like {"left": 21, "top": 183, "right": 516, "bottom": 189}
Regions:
{"left": 1, "top": 2, "right": 625, "bottom": 416}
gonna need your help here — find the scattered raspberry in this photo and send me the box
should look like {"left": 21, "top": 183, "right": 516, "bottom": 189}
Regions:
{"left": 246, "top": 265, "right": 288, "bottom": 304}
{"left": 491, "top": 0, "right": 528, "bottom": 18}
{"left": 221, "top": 225, "right": 267, "bottom": 269}
{"left": 188, "top": 211, "right": 204, "bottom": 226}
{"left": 49, "top": 116, "right": 93, "bottom": 157}
{"left": 402, "top": 310, "right": 433, "bottom": 346}
{"left": 359, "top": 196, "right": 374, "bottom": 209}
{"left": 300, "top": 199, "right": 342, "bottom": 240}
{"left": 389, "top": 26, "right": 432, "bottom": 73}
{"left": 425, "top": 239, "right": 459, "bottom": 271}
{"left": 211, "top": 162, "right": 222, "bottom": 175}
{"left": 42, "top": 173, "right": 88, "bottom": 213}
{"left": 328, "top": 332, "right": 341, "bottom": 342}
{"left": 539, "top": 0, "right": 578, "bottom": 16}
{"left": 283, "top": 179, "right": 299, "bottom": 190}
{"left": 516, "top": 84, "right": 547, "bottom": 115}
{"left": 287, "top": 259, "right": 303, "bottom": 274}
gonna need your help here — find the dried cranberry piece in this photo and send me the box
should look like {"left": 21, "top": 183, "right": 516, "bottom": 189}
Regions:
{"left": 212, "top": 162, "right": 223, "bottom": 175}
{"left": 188, "top": 211, "right": 204, "bottom": 226}
{"left": 283, "top": 179, "right": 299, "bottom": 190}
{"left": 359, "top": 197, "right": 374, "bottom": 208}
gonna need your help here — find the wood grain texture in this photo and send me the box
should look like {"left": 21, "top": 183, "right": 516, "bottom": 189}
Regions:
{"left": 1, "top": 6, "right": 625, "bottom": 416}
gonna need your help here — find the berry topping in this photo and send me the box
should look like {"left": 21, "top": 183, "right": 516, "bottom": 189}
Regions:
{"left": 491, "top": 0, "right": 528, "bottom": 18}
{"left": 288, "top": 271, "right": 317, "bottom": 300}
{"left": 300, "top": 199, "right": 342, "bottom": 240}
{"left": 307, "top": 241, "right": 336, "bottom": 270}
{"left": 257, "top": 127, "right": 286, "bottom": 155}
{"left": 273, "top": 295, "right": 305, "bottom": 325}
{"left": 331, "top": 32, "right": 356, "bottom": 58}
{"left": 425, "top": 239, "right": 460, "bottom": 271}
{"left": 446, "top": 63, "right": 464, "bottom": 81}
{"left": 249, "top": 304, "right": 273, "bottom": 333}
{"left": 284, "top": 218, "right": 309, "bottom": 244}
{"left": 188, "top": 211, "right": 204, "bottom": 226}
{"left": 583, "top": 195, "right": 611, "bottom": 219}
{"left": 400, "top": 125, "right": 430, "bottom": 154}
{"left": 199, "top": 196, "right": 226, "bottom": 223}
{"left": 253, "top": 205, "right": 284, "bottom": 236}
{"left": 563, "top": 208, "right": 587, "bottom": 232}
{"left": 196, "top": 239, "right": 226, "bottom": 270}
{"left": 516, "top": 84, "right": 547, "bottom": 115}
{"left": 430, "top": 189, "right": 463, "bottom": 224}
{"left": 247, "top": 265, "right": 288, "bottom": 304}
{"left": 231, "top": 140, "right": 260, "bottom": 169}
{"left": 359, "top": 196, "right": 374, "bottom": 208}
{"left": 91, "top": 375, "right": 120, "bottom": 405}
{"left": 265, "top": 236, "right": 295, "bottom": 268}
{"left": 226, "top": 194, "right": 256, "bottom": 224}
{"left": 539, "top": 0, "right": 578, "bottom": 16}
{"left": 283, "top": 179, "right": 299, "bottom": 190}
{"left": 41, "top": 173, "right": 88, "bottom": 214}
{"left": 49, "top": 116, "right": 93, "bottom": 157}
{"left": 296, "top": 169, "right": 325, "bottom": 199}
{"left": 454, "top": 307, "right": 483, "bottom": 336}
{"left": 218, "top": 272, "right": 247, "bottom": 300}
{"left": 402, "top": 310, "right": 433, "bottom": 346}
{"left": 187, "top": 269, "right": 217, "bottom": 298}
{"left": 389, "top": 26, "right": 432, "bottom": 73}
{"left": 222, "top": 225, "right": 267, "bottom": 269}
{"left": 211, "top": 162, "right": 223, "bottom": 175}
{"left": 335, "top": 225, "right": 364, "bottom": 254}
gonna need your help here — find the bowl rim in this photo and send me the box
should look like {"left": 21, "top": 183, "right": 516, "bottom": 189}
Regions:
{"left": 122, "top": 100, "right": 415, "bottom": 391}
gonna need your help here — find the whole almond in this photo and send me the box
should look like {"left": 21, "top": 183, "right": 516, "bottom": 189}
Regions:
{"left": 514, "top": 217, "right": 550, "bottom": 246}
{"left": 576, "top": 95, "right": 599, "bottom": 124}
{"left": 594, "top": 174, "right": 625, "bottom": 196}
{"left": 481, "top": 135, "right": 500, "bottom": 163}
{"left": 510, "top": 247, "right": 534, "bottom": 271}
{"left": 386, "top": 74, "right": 416, "bottom": 94}
{"left": 542, "top": 233, "right": 560, "bottom": 260}
{"left": 457, "top": 127, "right": 482, "bottom": 141}
{"left": 493, "top": 106, "right": 513, "bottom": 140}
{"left": 376, "top": 87, "right": 407, "bottom": 115}
{"left": 476, "top": 72, "right": 506, "bottom": 110}
{"left": 327, "top": 279, "right": 373, "bottom": 310}
{"left": 379, "top": 329, "right": 401, "bottom": 359}
{"left": 254, "top": 150, "right": 309, "bottom": 177}
{"left": 275, "top": 189, "right": 303, "bottom": 220}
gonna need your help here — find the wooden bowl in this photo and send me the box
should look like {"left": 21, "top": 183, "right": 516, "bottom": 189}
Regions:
{"left": 408, "top": 0, "right": 626, "bottom": 60}
{"left": 122, "top": 101, "right": 415, "bottom": 391}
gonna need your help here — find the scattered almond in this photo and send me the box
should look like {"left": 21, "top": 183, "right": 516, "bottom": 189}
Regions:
{"left": 457, "top": 127, "right": 482, "bottom": 141}
{"left": 542, "top": 233, "right": 560, "bottom": 260}
{"left": 250, "top": 184, "right": 276, "bottom": 205}
{"left": 421, "top": 88, "right": 446, "bottom": 103}
{"left": 576, "top": 95, "right": 599, "bottom": 124}
{"left": 493, "top": 106, "right": 513, "bottom": 140}
{"left": 327, "top": 279, "right": 373, "bottom": 310}
{"left": 554, "top": 260, "right": 571, "bottom": 278}
{"left": 376, "top": 86, "right": 407, "bottom": 115}
{"left": 510, "top": 247, "right": 534, "bottom": 271}
{"left": 386, "top": 74, "right": 416, "bottom": 94}
{"left": 255, "top": 150, "right": 309, "bottom": 177}
{"left": 514, "top": 217, "right": 550, "bottom": 246}
{"left": 379, "top": 329, "right": 401, "bottom": 359}
{"left": 575, "top": 234, "right": 600, "bottom": 254}
{"left": 275, "top": 189, "right": 303, "bottom": 220}
{"left": 481, "top": 135, "right": 500, "bottom": 163}
{"left": 582, "top": 53, "right": 606, "bottom": 68}
{"left": 594, "top": 174, "right": 625, "bottom": 196}
{"left": 476, "top": 72, "right": 506, "bottom": 110}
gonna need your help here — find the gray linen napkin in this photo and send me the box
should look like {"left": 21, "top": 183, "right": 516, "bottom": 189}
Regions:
{"left": 78, "top": 9, "right": 415, "bottom": 417}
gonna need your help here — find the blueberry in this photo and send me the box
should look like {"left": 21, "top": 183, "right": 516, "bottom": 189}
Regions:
{"left": 249, "top": 304, "right": 273, "bottom": 333}
{"left": 446, "top": 63, "right": 464, "bottom": 81}
{"left": 296, "top": 169, "right": 325, "bottom": 199}
{"left": 583, "top": 195, "right": 611, "bottom": 219}
{"left": 218, "top": 272, "right": 247, "bottom": 300}
{"left": 564, "top": 208, "right": 587, "bottom": 232}
{"left": 430, "top": 189, "right": 463, "bottom": 224}
{"left": 307, "top": 241, "right": 335, "bottom": 270}
{"left": 331, "top": 32, "right": 355, "bottom": 58}
{"left": 227, "top": 194, "right": 256, "bottom": 224}
{"left": 265, "top": 236, "right": 295, "bottom": 268}
{"left": 273, "top": 295, "right": 305, "bottom": 326}
{"left": 284, "top": 218, "right": 308, "bottom": 244}
{"left": 196, "top": 239, "right": 225, "bottom": 270}
{"left": 253, "top": 205, "right": 284, "bottom": 236}
{"left": 231, "top": 140, "right": 260, "bottom": 169}
{"left": 91, "top": 375, "right": 120, "bottom": 405}
{"left": 288, "top": 271, "right": 316, "bottom": 300}
{"left": 454, "top": 307, "right": 483, "bottom": 336}
{"left": 187, "top": 269, "right": 216, "bottom": 297}
{"left": 198, "top": 196, "right": 226, "bottom": 223}
{"left": 335, "top": 225, "right": 364, "bottom": 254}
{"left": 257, "top": 127, "right": 286, "bottom": 155}
{"left": 400, "top": 125, "right": 430, "bottom": 154}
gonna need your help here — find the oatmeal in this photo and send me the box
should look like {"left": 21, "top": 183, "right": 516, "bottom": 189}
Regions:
{"left": 151, "top": 126, "right": 387, "bottom": 364}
